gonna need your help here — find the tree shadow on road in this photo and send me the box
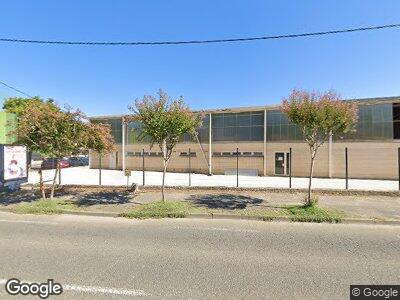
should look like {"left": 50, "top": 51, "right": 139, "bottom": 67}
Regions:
{"left": 187, "top": 193, "right": 264, "bottom": 210}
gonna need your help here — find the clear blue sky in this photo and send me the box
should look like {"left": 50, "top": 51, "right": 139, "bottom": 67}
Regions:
{"left": 0, "top": 1, "right": 400, "bottom": 116}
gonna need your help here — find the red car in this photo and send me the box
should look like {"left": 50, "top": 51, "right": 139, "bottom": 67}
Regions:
{"left": 41, "top": 158, "right": 70, "bottom": 169}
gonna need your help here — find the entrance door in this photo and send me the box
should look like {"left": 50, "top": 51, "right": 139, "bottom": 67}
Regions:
{"left": 109, "top": 152, "right": 117, "bottom": 169}
{"left": 275, "top": 152, "right": 290, "bottom": 175}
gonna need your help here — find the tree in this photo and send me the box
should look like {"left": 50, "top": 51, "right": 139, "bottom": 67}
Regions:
{"left": 3, "top": 96, "right": 56, "bottom": 117}
{"left": 4, "top": 97, "right": 59, "bottom": 164}
{"left": 14, "top": 101, "right": 89, "bottom": 199}
{"left": 129, "top": 90, "right": 202, "bottom": 202}
{"left": 85, "top": 122, "right": 115, "bottom": 185}
{"left": 281, "top": 89, "right": 358, "bottom": 206}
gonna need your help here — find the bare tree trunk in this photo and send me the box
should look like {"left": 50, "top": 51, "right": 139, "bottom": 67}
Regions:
{"left": 50, "top": 160, "right": 59, "bottom": 200}
{"left": 38, "top": 169, "right": 46, "bottom": 200}
{"left": 161, "top": 139, "right": 167, "bottom": 202}
{"left": 307, "top": 149, "right": 317, "bottom": 206}
{"left": 161, "top": 160, "right": 167, "bottom": 202}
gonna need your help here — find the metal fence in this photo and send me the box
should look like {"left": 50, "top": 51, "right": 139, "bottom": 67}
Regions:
{"left": 34, "top": 147, "right": 400, "bottom": 191}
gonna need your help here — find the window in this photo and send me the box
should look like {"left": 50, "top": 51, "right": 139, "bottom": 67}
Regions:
{"left": 266, "top": 111, "right": 303, "bottom": 141}
{"left": 211, "top": 111, "right": 264, "bottom": 142}
{"left": 180, "top": 152, "right": 196, "bottom": 157}
{"left": 91, "top": 118, "right": 122, "bottom": 143}
{"left": 338, "top": 103, "right": 393, "bottom": 140}
{"left": 393, "top": 103, "right": 400, "bottom": 139}
{"left": 181, "top": 114, "right": 210, "bottom": 143}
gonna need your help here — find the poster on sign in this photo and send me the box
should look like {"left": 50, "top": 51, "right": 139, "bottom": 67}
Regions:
{"left": 0, "top": 145, "right": 28, "bottom": 184}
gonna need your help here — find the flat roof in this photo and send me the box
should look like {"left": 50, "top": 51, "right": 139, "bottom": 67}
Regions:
{"left": 90, "top": 95, "right": 400, "bottom": 120}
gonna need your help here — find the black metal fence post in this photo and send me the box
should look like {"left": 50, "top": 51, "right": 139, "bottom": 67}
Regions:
{"left": 142, "top": 149, "right": 145, "bottom": 186}
{"left": 289, "top": 148, "right": 292, "bottom": 188}
{"left": 188, "top": 148, "right": 191, "bottom": 186}
{"left": 398, "top": 148, "right": 400, "bottom": 191}
{"left": 59, "top": 168, "right": 61, "bottom": 185}
{"left": 345, "top": 147, "right": 348, "bottom": 190}
{"left": 236, "top": 147, "right": 239, "bottom": 188}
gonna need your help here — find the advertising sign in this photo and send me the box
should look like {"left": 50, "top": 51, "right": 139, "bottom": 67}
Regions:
{"left": 0, "top": 145, "right": 28, "bottom": 184}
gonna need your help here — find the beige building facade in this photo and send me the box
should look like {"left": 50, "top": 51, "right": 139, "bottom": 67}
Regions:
{"left": 90, "top": 96, "right": 400, "bottom": 180}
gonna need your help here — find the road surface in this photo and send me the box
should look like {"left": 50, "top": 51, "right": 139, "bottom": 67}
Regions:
{"left": 0, "top": 212, "right": 399, "bottom": 299}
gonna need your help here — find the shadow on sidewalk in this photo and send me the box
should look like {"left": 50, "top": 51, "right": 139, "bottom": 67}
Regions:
{"left": 0, "top": 190, "right": 38, "bottom": 206}
{"left": 187, "top": 193, "right": 264, "bottom": 210}
{"left": 76, "top": 191, "right": 133, "bottom": 206}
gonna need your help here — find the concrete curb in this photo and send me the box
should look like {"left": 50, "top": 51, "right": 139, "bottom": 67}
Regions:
{"left": 1, "top": 207, "right": 399, "bottom": 226}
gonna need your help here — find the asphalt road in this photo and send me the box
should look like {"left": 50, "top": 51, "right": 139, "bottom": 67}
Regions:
{"left": 0, "top": 212, "right": 399, "bottom": 299}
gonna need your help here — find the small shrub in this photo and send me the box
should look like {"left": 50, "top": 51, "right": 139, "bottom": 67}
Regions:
{"left": 285, "top": 204, "right": 342, "bottom": 223}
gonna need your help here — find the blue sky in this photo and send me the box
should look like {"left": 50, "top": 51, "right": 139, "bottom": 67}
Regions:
{"left": 0, "top": 1, "right": 400, "bottom": 116}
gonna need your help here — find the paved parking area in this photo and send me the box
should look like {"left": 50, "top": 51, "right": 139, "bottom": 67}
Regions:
{"left": 27, "top": 166, "right": 399, "bottom": 191}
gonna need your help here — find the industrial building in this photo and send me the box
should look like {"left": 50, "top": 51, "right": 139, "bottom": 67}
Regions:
{"left": 89, "top": 96, "right": 400, "bottom": 180}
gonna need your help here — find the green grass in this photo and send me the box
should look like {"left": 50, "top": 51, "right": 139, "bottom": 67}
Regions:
{"left": 12, "top": 199, "right": 75, "bottom": 215}
{"left": 119, "top": 201, "right": 190, "bottom": 219}
{"left": 284, "top": 204, "right": 343, "bottom": 223}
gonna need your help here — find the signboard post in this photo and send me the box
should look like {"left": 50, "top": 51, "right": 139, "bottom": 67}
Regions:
{"left": 124, "top": 169, "right": 131, "bottom": 190}
{"left": 0, "top": 145, "right": 28, "bottom": 191}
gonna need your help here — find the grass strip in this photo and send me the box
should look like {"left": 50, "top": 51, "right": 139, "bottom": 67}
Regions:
{"left": 119, "top": 201, "right": 189, "bottom": 219}
{"left": 12, "top": 199, "right": 75, "bottom": 215}
{"left": 284, "top": 204, "right": 343, "bottom": 223}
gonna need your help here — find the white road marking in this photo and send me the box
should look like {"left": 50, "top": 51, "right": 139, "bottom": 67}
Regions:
{"left": 0, "top": 279, "right": 148, "bottom": 297}
{"left": 62, "top": 283, "right": 148, "bottom": 296}
{"left": 0, "top": 219, "right": 58, "bottom": 225}
{"left": 172, "top": 226, "right": 259, "bottom": 233}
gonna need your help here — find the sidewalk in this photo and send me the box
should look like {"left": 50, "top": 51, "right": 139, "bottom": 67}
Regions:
{"left": 2, "top": 186, "right": 400, "bottom": 222}
{"left": 28, "top": 166, "right": 400, "bottom": 191}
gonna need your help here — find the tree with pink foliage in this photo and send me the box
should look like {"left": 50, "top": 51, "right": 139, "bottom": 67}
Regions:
{"left": 281, "top": 89, "right": 358, "bottom": 206}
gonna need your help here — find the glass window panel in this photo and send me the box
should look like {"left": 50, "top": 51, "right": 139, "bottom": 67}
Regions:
{"left": 251, "top": 112, "right": 264, "bottom": 126}
{"left": 212, "top": 114, "right": 224, "bottom": 127}
{"left": 372, "top": 105, "right": 383, "bottom": 123}
{"left": 372, "top": 122, "right": 383, "bottom": 138}
{"left": 280, "top": 124, "right": 288, "bottom": 140}
{"left": 224, "top": 114, "right": 236, "bottom": 127}
{"left": 288, "top": 125, "right": 296, "bottom": 140}
{"left": 237, "top": 127, "right": 251, "bottom": 141}
{"left": 237, "top": 113, "right": 251, "bottom": 126}
{"left": 280, "top": 113, "right": 289, "bottom": 125}
{"left": 197, "top": 128, "right": 209, "bottom": 143}
{"left": 272, "top": 125, "right": 280, "bottom": 141}
{"left": 251, "top": 126, "right": 264, "bottom": 141}
{"left": 266, "top": 126, "right": 273, "bottom": 141}
{"left": 267, "top": 112, "right": 277, "bottom": 125}
{"left": 382, "top": 104, "right": 393, "bottom": 121}
{"left": 363, "top": 121, "right": 373, "bottom": 139}
{"left": 383, "top": 122, "right": 393, "bottom": 138}
{"left": 361, "top": 106, "right": 372, "bottom": 122}
{"left": 295, "top": 126, "right": 303, "bottom": 140}
{"left": 202, "top": 115, "right": 210, "bottom": 127}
